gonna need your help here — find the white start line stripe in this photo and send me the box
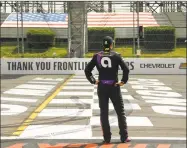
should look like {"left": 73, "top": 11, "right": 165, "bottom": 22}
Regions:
{"left": 1, "top": 136, "right": 186, "bottom": 140}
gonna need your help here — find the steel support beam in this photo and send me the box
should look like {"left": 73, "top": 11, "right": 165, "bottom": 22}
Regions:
{"left": 67, "top": 1, "right": 87, "bottom": 58}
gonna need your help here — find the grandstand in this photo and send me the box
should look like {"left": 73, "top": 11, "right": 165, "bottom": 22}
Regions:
{"left": 0, "top": 12, "right": 186, "bottom": 39}
{"left": 0, "top": 13, "right": 10, "bottom": 25}
{"left": 164, "top": 12, "right": 186, "bottom": 39}
{"left": 165, "top": 12, "right": 186, "bottom": 27}
{"left": 152, "top": 13, "right": 172, "bottom": 26}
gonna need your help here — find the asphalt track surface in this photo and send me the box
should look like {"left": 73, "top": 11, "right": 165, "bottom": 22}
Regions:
{"left": 1, "top": 74, "right": 186, "bottom": 148}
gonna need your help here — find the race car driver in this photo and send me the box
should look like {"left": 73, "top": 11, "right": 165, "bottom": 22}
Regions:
{"left": 84, "top": 36, "right": 131, "bottom": 143}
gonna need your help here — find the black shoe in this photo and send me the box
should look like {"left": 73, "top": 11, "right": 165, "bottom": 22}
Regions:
{"left": 120, "top": 136, "right": 131, "bottom": 143}
{"left": 102, "top": 139, "right": 111, "bottom": 144}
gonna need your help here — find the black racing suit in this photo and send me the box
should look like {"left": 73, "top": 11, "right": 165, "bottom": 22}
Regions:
{"left": 84, "top": 51, "right": 130, "bottom": 140}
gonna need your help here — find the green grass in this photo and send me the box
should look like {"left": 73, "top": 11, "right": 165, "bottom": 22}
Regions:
{"left": 84, "top": 46, "right": 186, "bottom": 58}
{"left": 1, "top": 46, "right": 68, "bottom": 58}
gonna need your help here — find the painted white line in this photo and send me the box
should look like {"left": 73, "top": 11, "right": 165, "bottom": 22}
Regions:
{"left": 19, "top": 125, "right": 92, "bottom": 139}
{"left": 55, "top": 78, "right": 64, "bottom": 81}
{"left": 152, "top": 106, "right": 186, "bottom": 116}
{"left": 142, "top": 96, "right": 186, "bottom": 106}
{"left": 1, "top": 136, "right": 20, "bottom": 140}
{"left": 91, "top": 137, "right": 186, "bottom": 140}
{"left": 90, "top": 116, "right": 153, "bottom": 126}
{"left": 67, "top": 82, "right": 92, "bottom": 85}
{"left": 1, "top": 136, "right": 186, "bottom": 140}
{"left": 63, "top": 86, "right": 94, "bottom": 90}
{"left": 73, "top": 75, "right": 87, "bottom": 79}
{"left": 132, "top": 85, "right": 172, "bottom": 91}
{"left": 1, "top": 97, "right": 37, "bottom": 103}
{"left": 50, "top": 99, "right": 92, "bottom": 104}
{"left": 129, "top": 78, "right": 160, "bottom": 82}
{"left": 128, "top": 78, "right": 143, "bottom": 80}
{"left": 38, "top": 109, "right": 92, "bottom": 117}
{"left": 93, "top": 95, "right": 134, "bottom": 100}
{"left": 69, "top": 79, "right": 89, "bottom": 82}
{"left": 3, "top": 89, "right": 48, "bottom": 96}
{"left": 128, "top": 81, "right": 164, "bottom": 85}
{"left": 57, "top": 91, "right": 94, "bottom": 96}
{"left": 15, "top": 84, "right": 55, "bottom": 90}
{"left": 27, "top": 81, "right": 58, "bottom": 85}
{"left": 92, "top": 103, "right": 141, "bottom": 110}
{"left": 1, "top": 104, "right": 28, "bottom": 116}
{"left": 33, "top": 78, "right": 63, "bottom": 81}
{"left": 122, "top": 95, "right": 135, "bottom": 100}
{"left": 136, "top": 90, "right": 182, "bottom": 97}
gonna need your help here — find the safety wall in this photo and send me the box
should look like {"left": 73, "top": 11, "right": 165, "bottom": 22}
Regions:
{"left": 1, "top": 58, "right": 186, "bottom": 75}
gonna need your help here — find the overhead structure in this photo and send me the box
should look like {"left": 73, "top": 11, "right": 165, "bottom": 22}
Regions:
{"left": 130, "top": 1, "right": 187, "bottom": 13}
{"left": 176, "top": 1, "right": 187, "bottom": 12}
{"left": 1, "top": 1, "right": 186, "bottom": 13}
{"left": 0, "top": 1, "right": 67, "bottom": 13}
{"left": 67, "top": 1, "right": 87, "bottom": 58}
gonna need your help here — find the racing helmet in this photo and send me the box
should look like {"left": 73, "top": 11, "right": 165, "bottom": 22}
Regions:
{"left": 102, "top": 36, "right": 113, "bottom": 52}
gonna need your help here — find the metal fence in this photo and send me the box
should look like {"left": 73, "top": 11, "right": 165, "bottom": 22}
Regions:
{"left": 0, "top": 1, "right": 186, "bottom": 57}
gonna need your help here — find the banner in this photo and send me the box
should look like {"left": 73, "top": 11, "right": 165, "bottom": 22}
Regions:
{"left": 0, "top": 58, "right": 186, "bottom": 75}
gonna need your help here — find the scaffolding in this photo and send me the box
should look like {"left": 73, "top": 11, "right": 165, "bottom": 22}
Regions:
{"left": 1, "top": 1, "right": 186, "bottom": 13}
{"left": 130, "top": 1, "right": 187, "bottom": 13}
{"left": 67, "top": 1, "right": 87, "bottom": 58}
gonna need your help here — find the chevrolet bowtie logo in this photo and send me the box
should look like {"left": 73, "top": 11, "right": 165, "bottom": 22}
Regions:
{"left": 179, "top": 63, "right": 187, "bottom": 69}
